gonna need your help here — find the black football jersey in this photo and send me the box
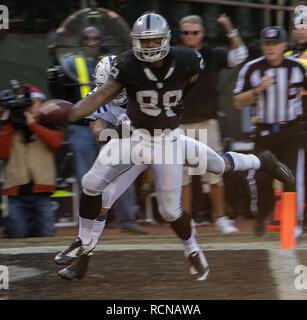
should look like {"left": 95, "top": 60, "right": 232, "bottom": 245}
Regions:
{"left": 182, "top": 46, "right": 229, "bottom": 123}
{"left": 110, "top": 48, "right": 204, "bottom": 132}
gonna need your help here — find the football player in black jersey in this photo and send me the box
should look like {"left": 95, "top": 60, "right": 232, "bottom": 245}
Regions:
{"left": 54, "top": 13, "right": 295, "bottom": 282}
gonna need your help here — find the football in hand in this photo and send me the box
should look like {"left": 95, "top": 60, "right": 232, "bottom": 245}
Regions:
{"left": 37, "top": 99, "right": 73, "bottom": 127}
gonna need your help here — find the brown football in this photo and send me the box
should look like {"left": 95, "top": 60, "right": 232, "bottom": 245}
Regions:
{"left": 38, "top": 99, "right": 73, "bottom": 127}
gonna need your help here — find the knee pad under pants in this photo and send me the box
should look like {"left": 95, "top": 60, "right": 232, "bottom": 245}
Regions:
{"left": 155, "top": 187, "right": 182, "bottom": 222}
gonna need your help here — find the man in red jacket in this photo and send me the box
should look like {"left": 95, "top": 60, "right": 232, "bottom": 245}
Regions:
{"left": 0, "top": 84, "right": 63, "bottom": 238}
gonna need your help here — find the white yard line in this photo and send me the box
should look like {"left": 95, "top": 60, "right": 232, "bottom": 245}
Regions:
{"left": 0, "top": 242, "right": 307, "bottom": 254}
{"left": 268, "top": 250, "right": 307, "bottom": 300}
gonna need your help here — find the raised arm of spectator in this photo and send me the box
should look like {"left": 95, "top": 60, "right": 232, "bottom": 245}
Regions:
{"left": 217, "top": 14, "right": 248, "bottom": 67}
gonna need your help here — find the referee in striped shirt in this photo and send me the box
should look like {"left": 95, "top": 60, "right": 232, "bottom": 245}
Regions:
{"left": 233, "top": 26, "right": 307, "bottom": 235}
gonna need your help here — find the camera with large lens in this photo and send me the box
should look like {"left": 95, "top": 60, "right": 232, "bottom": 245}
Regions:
{"left": 0, "top": 80, "right": 33, "bottom": 128}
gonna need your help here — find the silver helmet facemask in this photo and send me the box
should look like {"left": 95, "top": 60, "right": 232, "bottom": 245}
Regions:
{"left": 131, "top": 13, "right": 171, "bottom": 63}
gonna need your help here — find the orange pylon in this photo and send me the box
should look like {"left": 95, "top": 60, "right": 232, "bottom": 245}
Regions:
{"left": 280, "top": 192, "right": 296, "bottom": 249}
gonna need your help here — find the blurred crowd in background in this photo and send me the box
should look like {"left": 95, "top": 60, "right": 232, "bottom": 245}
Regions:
{"left": 0, "top": 0, "right": 306, "bottom": 238}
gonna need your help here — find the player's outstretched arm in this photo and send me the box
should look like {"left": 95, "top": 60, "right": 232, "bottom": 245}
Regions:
{"left": 68, "top": 77, "right": 124, "bottom": 122}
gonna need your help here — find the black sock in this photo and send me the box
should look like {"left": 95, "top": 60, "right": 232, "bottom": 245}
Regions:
{"left": 79, "top": 192, "right": 102, "bottom": 220}
{"left": 170, "top": 211, "right": 192, "bottom": 240}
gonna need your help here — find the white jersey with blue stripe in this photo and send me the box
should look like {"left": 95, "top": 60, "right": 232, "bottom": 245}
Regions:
{"left": 85, "top": 87, "right": 126, "bottom": 125}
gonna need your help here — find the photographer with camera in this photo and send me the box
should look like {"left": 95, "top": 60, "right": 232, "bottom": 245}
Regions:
{"left": 0, "top": 82, "right": 63, "bottom": 238}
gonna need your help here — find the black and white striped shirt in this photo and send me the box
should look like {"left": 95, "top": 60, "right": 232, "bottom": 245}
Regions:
{"left": 234, "top": 56, "right": 307, "bottom": 124}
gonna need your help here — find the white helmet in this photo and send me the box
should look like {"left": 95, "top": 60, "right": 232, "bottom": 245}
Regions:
{"left": 293, "top": 7, "right": 307, "bottom": 30}
{"left": 131, "top": 13, "right": 171, "bottom": 63}
{"left": 93, "top": 55, "right": 127, "bottom": 106}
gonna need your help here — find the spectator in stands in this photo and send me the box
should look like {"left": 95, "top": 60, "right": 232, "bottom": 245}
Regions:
{"left": 179, "top": 14, "right": 248, "bottom": 233}
{"left": 0, "top": 84, "right": 63, "bottom": 238}
{"left": 47, "top": 26, "right": 106, "bottom": 191}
